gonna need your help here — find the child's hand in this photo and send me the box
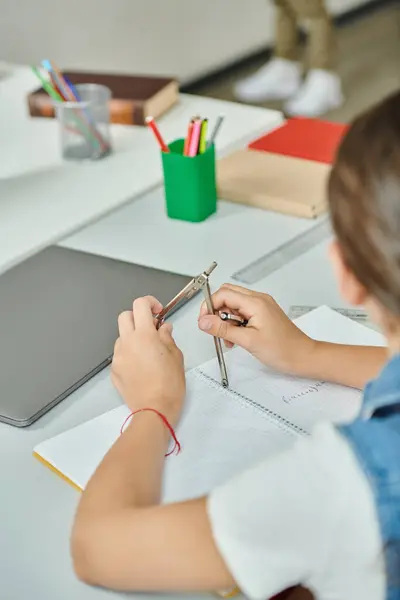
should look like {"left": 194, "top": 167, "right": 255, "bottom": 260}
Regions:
{"left": 112, "top": 296, "right": 186, "bottom": 427}
{"left": 198, "top": 284, "right": 316, "bottom": 376}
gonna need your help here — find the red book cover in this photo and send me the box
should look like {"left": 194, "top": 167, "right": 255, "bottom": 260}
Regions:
{"left": 249, "top": 117, "right": 349, "bottom": 165}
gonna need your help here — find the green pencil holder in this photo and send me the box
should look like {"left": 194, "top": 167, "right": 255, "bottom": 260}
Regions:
{"left": 161, "top": 139, "right": 217, "bottom": 223}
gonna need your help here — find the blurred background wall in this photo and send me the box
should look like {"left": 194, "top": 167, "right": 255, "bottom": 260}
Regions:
{"left": 0, "top": 0, "right": 374, "bottom": 84}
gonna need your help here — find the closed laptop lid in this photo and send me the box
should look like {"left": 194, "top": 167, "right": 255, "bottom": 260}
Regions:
{"left": 0, "top": 247, "right": 192, "bottom": 427}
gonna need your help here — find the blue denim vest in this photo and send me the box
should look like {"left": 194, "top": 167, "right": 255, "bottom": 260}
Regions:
{"left": 339, "top": 354, "right": 400, "bottom": 600}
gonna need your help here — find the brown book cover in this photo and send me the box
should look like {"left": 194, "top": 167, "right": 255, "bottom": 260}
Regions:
{"left": 217, "top": 149, "right": 330, "bottom": 219}
{"left": 27, "top": 71, "right": 179, "bottom": 125}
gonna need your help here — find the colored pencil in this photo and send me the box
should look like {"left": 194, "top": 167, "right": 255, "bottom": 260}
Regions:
{"left": 207, "top": 114, "right": 225, "bottom": 149}
{"left": 199, "top": 118, "right": 208, "bottom": 154}
{"left": 184, "top": 119, "right": 195, "bottom": 156}
{"left": 64, "top": 75, "right": 101, "bottom": 131}
{"left": 63, "top": 76, "right": 81, "bottom": 100}
{"left": 31, "top": 66, "right": 63, "bottom": 102}
{"left": 42, "top": 60, "right": 74, "bottom": 101}
{"left": 146, "top": 116, "right": 170, "bottom": 153}
{"left": 188, "top": 118, "right": 202, "bottom": 157}
{"left": 42, "top": 60, "right": 108, "bottom": 151}
{"left": 48, "top": 71, "right": 63, "bottom": 98}
{"left": 31, "top": 67, "right": 86, "bottom": 137}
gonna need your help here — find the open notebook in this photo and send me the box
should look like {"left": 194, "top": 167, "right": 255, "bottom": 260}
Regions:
{"left": 34, "top": 307, "right": 385, "bottom": 501}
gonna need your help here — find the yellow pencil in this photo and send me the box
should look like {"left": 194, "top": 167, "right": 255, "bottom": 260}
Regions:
{"left": 199, "top": 119, "right": 208, "bottom": 154}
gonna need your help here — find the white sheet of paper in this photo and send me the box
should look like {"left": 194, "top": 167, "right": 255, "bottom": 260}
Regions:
{"left": 34, "top": 306, "right": 385, "bottom": 501}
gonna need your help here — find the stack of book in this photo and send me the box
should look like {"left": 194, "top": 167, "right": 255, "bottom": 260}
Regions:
{"left": 28, "top": 71, "right": 178, "bottom": 125}
{"left": 217, "top": 118, "right": 348, "bottom": 219}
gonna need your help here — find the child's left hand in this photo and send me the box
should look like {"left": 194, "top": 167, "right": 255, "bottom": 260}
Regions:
{"left": 111, "top": 296, "right": 186, "bottom": 427}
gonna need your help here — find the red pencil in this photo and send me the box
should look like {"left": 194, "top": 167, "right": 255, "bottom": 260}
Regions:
{"left": 146, "top": 116, "right": 169, "bottom": 153}
{"left": 184, "top": 119, "right": 195, "bottom": 156}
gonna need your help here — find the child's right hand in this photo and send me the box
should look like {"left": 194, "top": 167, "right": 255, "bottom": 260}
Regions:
{"left": 198, "top": 283, "right": 316, "bottom": 376}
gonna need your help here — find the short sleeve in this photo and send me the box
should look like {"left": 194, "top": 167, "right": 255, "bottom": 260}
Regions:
{"left": 207, "top": 424, "right": 380, "bottom": 600}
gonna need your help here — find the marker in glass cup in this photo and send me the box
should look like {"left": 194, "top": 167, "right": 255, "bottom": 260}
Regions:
{"left": 219, "top": 312, "right": 248, "bottom": 327}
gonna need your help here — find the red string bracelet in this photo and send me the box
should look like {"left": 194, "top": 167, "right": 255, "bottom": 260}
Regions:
{"left": 120, "top": 408, "right": 181, "bottom": 457}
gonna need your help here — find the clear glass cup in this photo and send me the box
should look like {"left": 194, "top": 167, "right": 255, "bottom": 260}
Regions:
{"left": 54, "top": 83, "right": 112, "bottom": 161}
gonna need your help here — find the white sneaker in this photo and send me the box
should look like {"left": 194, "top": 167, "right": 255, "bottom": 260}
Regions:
{"left": 284, "top": 69, "right": 344, "bottom": 117}
{"left": 234, "top": 58, "right": 302, "bottom": 103}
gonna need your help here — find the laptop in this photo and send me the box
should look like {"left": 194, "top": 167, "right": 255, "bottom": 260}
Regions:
{"left": 0, "top": 247, "right": 193, "bottom": 426}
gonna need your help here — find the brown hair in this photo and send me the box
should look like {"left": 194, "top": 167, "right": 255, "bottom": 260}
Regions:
{"left": 328, "top": 91, "right": 400, "bottom": 316}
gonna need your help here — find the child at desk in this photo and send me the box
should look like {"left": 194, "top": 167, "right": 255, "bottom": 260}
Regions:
{"left": 71, "top": 93, "right": 400, "bottom": 600}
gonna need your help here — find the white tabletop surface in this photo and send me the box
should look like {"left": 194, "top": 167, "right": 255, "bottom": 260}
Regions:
{"left": 60, "top": 185, "right": 327, "bottom": 285}
{"left": 0, "top": 64, "right": 283, "bottom": 276}
{"left": 0, "top": 64, "right": 342, "bottom": 600}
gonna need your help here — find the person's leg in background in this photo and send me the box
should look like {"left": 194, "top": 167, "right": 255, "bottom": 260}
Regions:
{"left": 234, "top": 0, "right": 302, "bottom": 103}
{"left": 285, "top": 0, "right": 343, "bottom": 116}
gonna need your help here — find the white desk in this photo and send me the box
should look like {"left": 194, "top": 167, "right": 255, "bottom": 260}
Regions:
{"left": 255, "top": 239, "right": 349, "bottom": 311}
{"left": 60, "top": 186, "right": 326, "bottom": 285}
{"left": 0, "top": 64, "right": 283, "bottom": 276}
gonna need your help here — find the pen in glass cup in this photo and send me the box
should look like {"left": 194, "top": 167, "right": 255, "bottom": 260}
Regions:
{"left": 219, "top": 312, "right": 248, "bottom": 327}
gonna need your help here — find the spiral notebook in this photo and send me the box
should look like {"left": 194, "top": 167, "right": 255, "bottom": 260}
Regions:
{"left": 33, "top": 307, "right": 385, "bottom": 501}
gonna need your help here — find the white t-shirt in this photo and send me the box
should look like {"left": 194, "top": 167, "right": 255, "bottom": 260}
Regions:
{"left": 207, "top": 423, "right": 385, "bottom": 600}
